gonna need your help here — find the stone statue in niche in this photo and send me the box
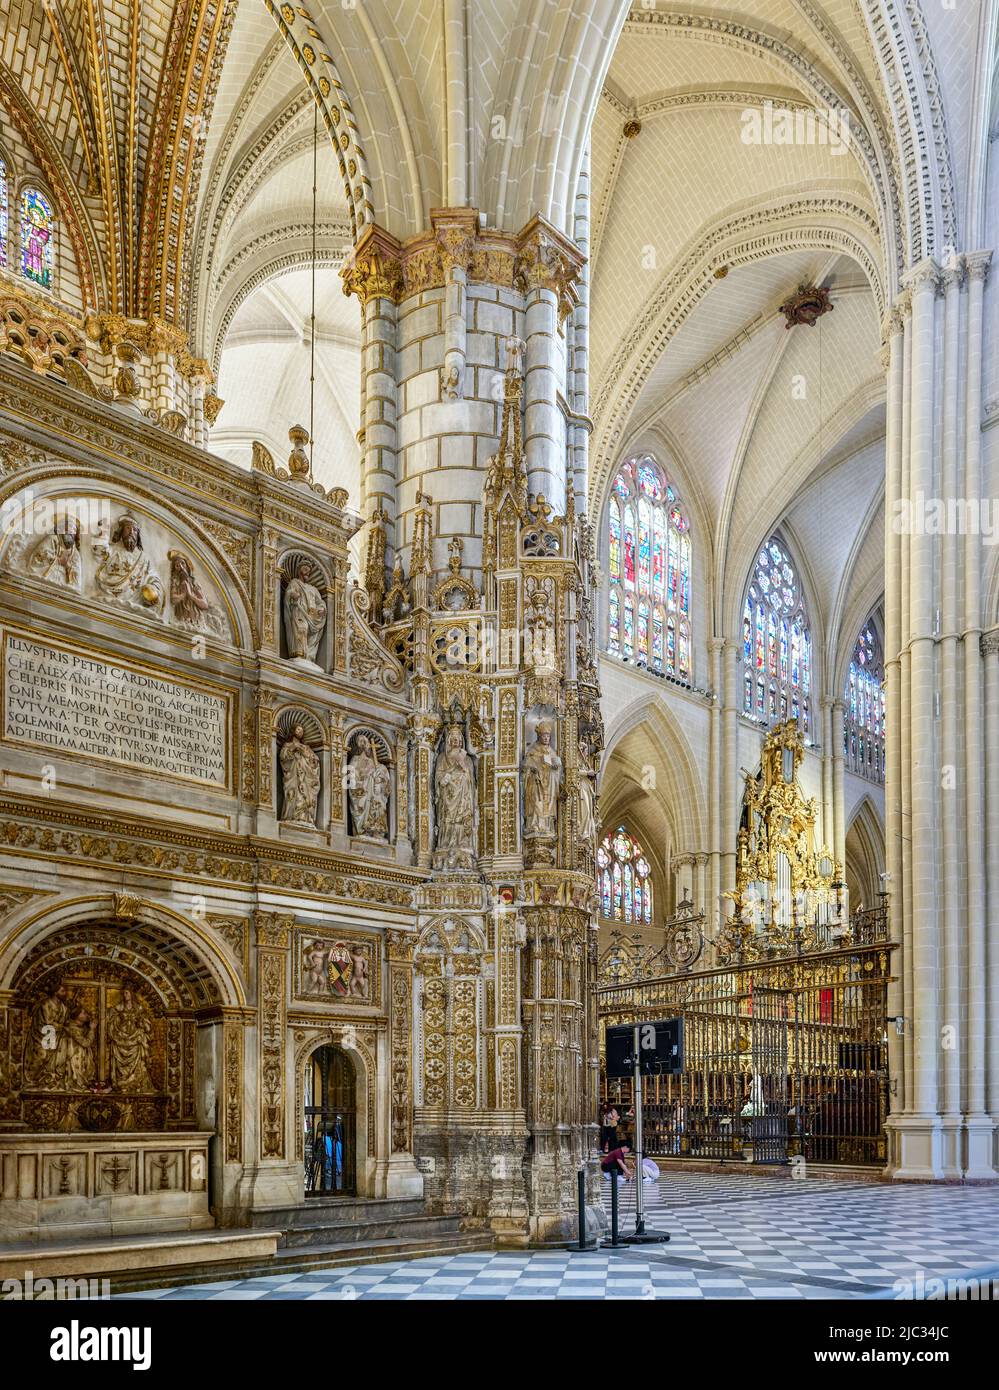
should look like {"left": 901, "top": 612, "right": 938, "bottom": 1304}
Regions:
{"left": 284, "top": 560, "right": 326, "bottom": 665}
{"left": 523, "top": 719, "right": 562, "bottom": 840}
{"left": 279, "top": 724, "right": 322, "bottom": 827}
{"left": 168, "top": 551, "right": 226, "bottom": 637}
{"left": 382, "top": 554, "right": 410, "bottom": 623}
{"left": 107, "top": 989, "right": 154, "bottom": 1092}
{"left": 578, "top": 771, "right": 596, "bottom": 846}
{"left": 433, "top": 724, "right": 476, "bottom": 871}
{"left": 347, "top": 733, "right": 391, "bottom": 839}
{"left": 27, "top": 514, "right": 82, "bottom": 590}
{"left": 92, "top": 513, "right": 164, "bottom": 613}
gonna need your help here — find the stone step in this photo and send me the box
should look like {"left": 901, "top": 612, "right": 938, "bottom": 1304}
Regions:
{"left": 111, "top": 1230, "right": 494, "bottom": 1293}
{"left": 279, "top": 1211, "right": 465, "bottom": 1249}
{"left": 0, "top": 1228, "right": 282, "bottom": 1289}
{"left": 246, "top": 1195, "right": 428, "bottom": 1230}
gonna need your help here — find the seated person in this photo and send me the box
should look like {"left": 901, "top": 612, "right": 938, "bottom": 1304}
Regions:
{"left": 600, "top": 1143, "right": 635, "bottom": 1181}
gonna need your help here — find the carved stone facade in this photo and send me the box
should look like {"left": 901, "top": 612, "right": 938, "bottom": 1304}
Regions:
{"left": 0, "top": 186, "right": 602, "bottom": 1243}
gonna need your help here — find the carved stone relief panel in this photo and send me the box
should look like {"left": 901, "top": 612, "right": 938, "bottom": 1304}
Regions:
{"left": 0, "top": 486, "right": 234, "bottom": 640}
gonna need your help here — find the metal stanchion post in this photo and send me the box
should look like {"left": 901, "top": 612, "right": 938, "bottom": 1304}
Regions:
{"left": 623, "top": 1023, "right": 669, "bottom": 1245}
{"left": 610, "top": 1165, "right": 620, "bottom": 1246}
{"left": 577, "top": 1168, "right": 587, "bottom": 1251}
{"left": 633, "top": 1023, "right": 645, "bottom": 1236}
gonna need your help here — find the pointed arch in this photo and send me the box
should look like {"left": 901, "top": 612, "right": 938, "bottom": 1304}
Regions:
{"left": 845, "top": 794, "right": 886, "bottom": 915}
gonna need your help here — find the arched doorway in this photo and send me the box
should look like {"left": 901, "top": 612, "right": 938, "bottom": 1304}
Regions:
{"left": 303, "top": 1045, "right": 356, "bottom": 1196}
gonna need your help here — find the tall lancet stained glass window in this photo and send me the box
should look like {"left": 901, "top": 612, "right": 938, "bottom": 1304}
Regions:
{"left": 597, "top": 827, "right": 653, "bottom": 925}
{"left": 607, "top": 455, "right": 691, "bottom": 680}
{"left": 0, "top": 158, "right": 8, "bottom": 271}
{"left": 845, "top": 621, "right": 885, "bottom": 782}
{"left": 20, "top": 187, "right": 53, "bottom": 288}
{"left": 742, "top": 537, "right": 812, "bottom": 736}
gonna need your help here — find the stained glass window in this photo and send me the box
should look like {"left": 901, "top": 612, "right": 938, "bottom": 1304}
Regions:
{"left": 845, "top": 620, "right": 885, "bottom": 783}
{"left": 623, "top": 593, "right": 634, "bottom": 658}
{"left": 743, "top": 536, "right": 811, "bottom": 736}
{"left": 607, "top": 454, "right": 691, "bottom": 680}
{"left": 609, "top": 501, "right": 621, "bottom": 580}
{"left": 609, "top": 588, "right": 620, "bottom": 651}
{"left": 0, "top": 158, "right": 8, "bottom": 271}
{"left": 20, "top": 187, "right": 53, "bottom": 288}
{"left": 597, "top": 827, "right": 653, "bottom": 925}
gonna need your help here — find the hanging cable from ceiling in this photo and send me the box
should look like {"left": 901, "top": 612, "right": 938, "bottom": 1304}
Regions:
{"left": 309, "top": 96, "right": 318, "bottom": 476}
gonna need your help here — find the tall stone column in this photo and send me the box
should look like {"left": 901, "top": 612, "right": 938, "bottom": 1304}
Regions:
{"left": 882, "top": 306, "right": 905, "bottom": 1123}
{"left": 342, "top": 208, "right": 591, "bottom": 1242}
{"left": 830, "top": 699, "right": 846, "bottom": 874}
{"left": 707, "top": 637, "right": 723, "bottom": 935}
{"left": 938, "top": 263, "right": 962, "bottom": 1161}
{"left": 520, "top": 218, "right": 572, "bottom": 509}
{"left": 249, "top": 913, "right": 299, "bottom": 1206}
{"left": 819, "top": 697, "right": 834, "bottom": 852}
{"left": 983, "top": 630, "right": 999, "bottom": 1121}
{"left": 884, "top": 250, "right": 997, "bottom": 1180}
{"left": 384, "top": 930, "right": 422, "bottom": 1196}
{"left": 961, "top": 253, "right": 992, "bottom": 1176}
{"left": 570, "top": 145, "right": 591, "bottom": 514}
{"left": 344, "top": 230, "right": 402, "bottom": 548}
{"left": 721, "top": 639, "right": 739, "bottom": 912}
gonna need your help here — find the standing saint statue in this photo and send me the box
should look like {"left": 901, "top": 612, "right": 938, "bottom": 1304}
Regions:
{"left": 284, "top": 561, "right": 326, "bottom": 664}
{"left": 522, "top": 719, "right": 562, "bottom": 840}
{"left": 578, "top": 771, "right": 596, "bottom": 846}
{"left": 433, "top": 724, "right": 476, "bottom": 870}
{"left": 107, "top": 988, "right": 154, "bottom": 1092}
{"left": 280, "top": 724, "right": 322, "bottom": 826}
{"left": 24, "top": 983, "right": 71, "bottom": 1088}
{"left": 346, "top": 733, "right": 391, "bottom": 838}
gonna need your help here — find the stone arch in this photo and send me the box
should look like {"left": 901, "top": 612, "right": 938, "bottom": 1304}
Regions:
{"left": 730, "top": 524, "right": 823, "bottom": 730}
{"left": 292, "top": 1025, "right": 378, "bottom": 1196}
{"left": 0, "top": 893, "right": 243, "bottom": 1137}
{"left": 600, "top": 694, "right": 706, "bottom": 862}
{"left": 210, "top": 239, "right": 351, "bottom": 376}
{"left": 0, "top": 60, "right": 103, "bottom": 308}
{"left": 845, "top": 794, "right": 886, "bottom": 914}
{"left": 589, "top": 198, "right": 885, "bottom": 507}
{"left": 0, "top": 893, "right": 245, "bottom": 1007}
{"left": 859, "top": 0, "right": 958, "bottom": 266}
{"left": 263, "top": 0, "right": 374, "bottom": 240}
{"left": 719, "top": 376, "right": 886, "bottom": 644}
{"left": 187, "top": 32, "right": 303, "bottom": 341}
{"left": 0, "top": 467, "right": 256, "bottom": 650}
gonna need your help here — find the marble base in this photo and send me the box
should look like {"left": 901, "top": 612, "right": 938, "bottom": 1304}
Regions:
{"left": 0, "top": 1131, "right": 212, "bottom": 1242}
{"left": 380, "top": 1154, "right": 425, "bottom": 1199}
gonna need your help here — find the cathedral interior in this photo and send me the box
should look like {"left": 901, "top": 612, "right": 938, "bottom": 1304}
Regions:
{"left": 1, "top": 0, "right": 999, "bottom": 1320}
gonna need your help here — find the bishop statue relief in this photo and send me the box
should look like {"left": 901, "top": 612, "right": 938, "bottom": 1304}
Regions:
{"left": 522, "top": 719, "right": 562, "bottom": 841}
{"left": 433, "top": 724, "right": 476, "bottom": 871}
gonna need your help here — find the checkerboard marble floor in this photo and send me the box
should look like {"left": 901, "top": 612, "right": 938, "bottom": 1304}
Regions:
{"left": 116, "top": 1172, "right": 999, "bottom": 1301}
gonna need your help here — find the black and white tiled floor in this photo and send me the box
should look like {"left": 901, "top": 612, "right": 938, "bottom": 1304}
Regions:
{"left": 117, "top": 1172, "right": 999, "bottom": 1301}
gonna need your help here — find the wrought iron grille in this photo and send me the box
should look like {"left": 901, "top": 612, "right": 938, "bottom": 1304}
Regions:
{"left": 598, "top": 939, "right": 892, "bottom": 1167}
